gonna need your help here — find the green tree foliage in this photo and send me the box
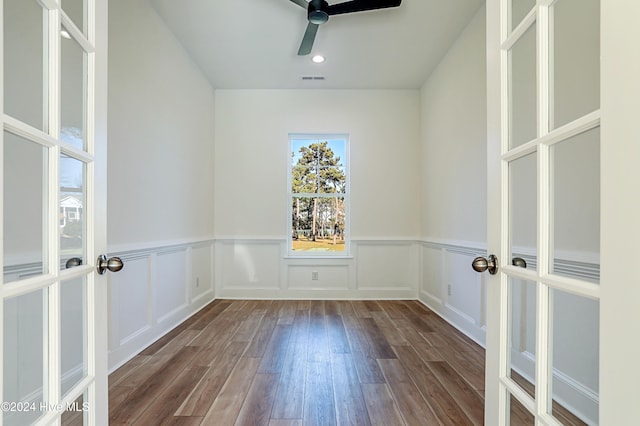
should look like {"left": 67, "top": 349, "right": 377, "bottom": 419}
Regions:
{"left": 291, "top": 141, "right": 346, "bottom": 243}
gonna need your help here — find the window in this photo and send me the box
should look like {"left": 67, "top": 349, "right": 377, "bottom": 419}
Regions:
{"left": 288, "top": 134, "right": 349, "bottom": 256}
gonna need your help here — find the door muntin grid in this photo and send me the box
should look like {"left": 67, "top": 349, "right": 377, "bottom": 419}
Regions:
{"left": 2, "top": 0, "right": 97, "bottom": 424}
{"left": 500, "top": 0, "right": 601, "bottom": 424}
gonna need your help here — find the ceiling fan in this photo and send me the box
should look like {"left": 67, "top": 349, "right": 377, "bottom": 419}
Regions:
{"left": 288, "top": 0, "right": 402, "bottom": 56}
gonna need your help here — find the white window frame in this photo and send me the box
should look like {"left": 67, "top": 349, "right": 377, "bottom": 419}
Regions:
{"left": 287, "top": 133, "right": 350, "bottom": 257}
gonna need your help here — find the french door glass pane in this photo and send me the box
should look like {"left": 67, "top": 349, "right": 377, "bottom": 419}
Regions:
{"left": 509, "top": 24, "right": 537, "bottom": 148}
{"left": 61, "top": 277, "right": 88, "bottom": 397}
{"left": 510, "top": 0, "right": 535, "bottom": 32}
{"left": 61, "top": 390, "right": 87, "bottom": 425}
{"left": 61, "top": 0, "right": 86, "bottom": 36}
{"left": 509, "top": 152, "right": 537, "bottom": 270}
{"left": 550, "top": 288, "right": 599, "bottom": 423}
{"left": 550, "top": 0, "right": 600, "bottom": 129}
{"left": 3, "top": 0, "right": 45, "bottom": 131}
{"left": 509, "top": 392, "right": 534, "bottom": 425}
{"left": 509, "top": 277, "right": 536, "bottom": 396}
{"left": 61, "top": 24, "right": 87, "bottom": 151}
{"left": 291, "top": 197, "right": 345, "bottom": 252}
{"left": 550, "top": 128, "right": 600, "bottom": 283}
{"left": 3, "top": 131, "right": 48, "bottom": 283}
{"left": 60, "top": 154, "right": 86, "bottom": 267}
{"left": 3, "top": 288, "right": 47, "bottom": 426}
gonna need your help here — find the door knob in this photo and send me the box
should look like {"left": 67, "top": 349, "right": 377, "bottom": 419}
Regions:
{"left": 65, "top": 257, "right": 83, "bottom": 269}
{"left": 512, "top": 257, "right": 527, "bottom": 268}
{"left": 97, "top": 255, "right": 124, "bottom": 275}
{"left": 472, "top": 254, "right": 499, "bottom": 275}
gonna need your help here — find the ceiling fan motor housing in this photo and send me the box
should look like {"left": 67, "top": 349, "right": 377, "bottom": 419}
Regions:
{"left": 308, "top": 0, "right": 330, "bottom": 24}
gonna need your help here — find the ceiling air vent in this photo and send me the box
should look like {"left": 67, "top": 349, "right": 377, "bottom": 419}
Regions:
{"left": 301, "top": 75, "right": 325, "bottom": 81}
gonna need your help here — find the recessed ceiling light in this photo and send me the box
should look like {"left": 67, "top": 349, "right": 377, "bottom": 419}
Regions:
{"left": 311, "top": 55, "right": 326, "bottom": 64}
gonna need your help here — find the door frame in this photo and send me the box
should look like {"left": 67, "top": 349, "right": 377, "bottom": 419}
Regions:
{"left": 599, "top": 1, "right": 640, "bottom": 424}
{"left": 485, "top": 0, "right": 503, "bottom": 422}
{"left": 93, "top": 0, "right": 109, "bottom": 422}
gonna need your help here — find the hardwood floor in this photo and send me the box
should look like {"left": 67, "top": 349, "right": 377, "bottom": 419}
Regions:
{"left": 107, "top": 300, "right": 580, "bottom": 425}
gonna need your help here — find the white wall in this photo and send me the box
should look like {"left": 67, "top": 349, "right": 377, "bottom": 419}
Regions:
{"left": 214, "top": 90, "right": 421, "bottom": 298}
{"left": 418, "top": 3, "right": 489, "bottom": 347}
{"left": 420, "top": 6, "right": 487, "bottom": 246}
{"left": 214, "top": 90, "right": 420, "bottom": 238}
{"left": 108, "top": 0, "right": 215, "bottom": 246}
{"left": 107, "top": 0, "right": 216, "bottom": 371}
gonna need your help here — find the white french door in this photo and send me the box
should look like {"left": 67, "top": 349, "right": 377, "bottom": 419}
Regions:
{"left": 486, "top": 0, "right": 640, "bottom": 424}
{"left": 1, "top": 0, "right": 108, "bottom": 424}
{"left": 484, "top": 0, "right": 603, "bottom": 424}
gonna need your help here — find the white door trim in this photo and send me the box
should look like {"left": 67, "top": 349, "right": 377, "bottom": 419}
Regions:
{"left": 599, "top": 1, "right": 640, "bottom": 424}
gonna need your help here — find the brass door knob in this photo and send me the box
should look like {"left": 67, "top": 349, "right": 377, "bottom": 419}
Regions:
{"left": 472, "top": 254, "right": 499, "bottom": 275}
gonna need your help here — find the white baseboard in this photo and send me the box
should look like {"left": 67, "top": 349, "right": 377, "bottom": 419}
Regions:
{"left": 217, "top": 287, "right": 418, "bottom": 300}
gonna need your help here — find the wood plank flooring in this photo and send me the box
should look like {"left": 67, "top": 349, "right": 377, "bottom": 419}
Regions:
{"left": 108, "top": 300, "right": 582, "bottom": 425}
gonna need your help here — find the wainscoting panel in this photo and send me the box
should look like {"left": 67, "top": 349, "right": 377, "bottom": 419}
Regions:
{"left": 421, "top": 245, "right": 444, "bottom": 303}
{"left": 445, "top": 250, "right": 483, "bottom": 329}
{"left": 107, "top": 239, "right": 215, "bottom": 372}
{"left": 287, "top": 264, "right": 350, "bottom": 290}
{"left": 110, "top": 257, "right": 151, "bottom": 347}
{"left": 215, "top": 239, "right": 418, "bottom": 299}
{"left": 217, "top": 240, "right": 282, "bottom": 290}
{"left": 191, "top": 244, "right": 214, "bottom": 301}
{"left": 419, "top": 240, "right": 487, "bottom": 346}
{"left": 355, "top": 241, "right": 418, "bottom": 291}
{"left": 155, "top": 249, "right": 188, "bottom": 323}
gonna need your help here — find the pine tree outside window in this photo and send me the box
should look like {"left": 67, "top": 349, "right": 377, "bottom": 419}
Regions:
{"left": 288, "top": 134, "right": 349, "bottom": 256}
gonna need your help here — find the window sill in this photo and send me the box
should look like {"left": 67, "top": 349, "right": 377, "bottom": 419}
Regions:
{"left": 284, "top": 255, "right": 354, "bottom": 260}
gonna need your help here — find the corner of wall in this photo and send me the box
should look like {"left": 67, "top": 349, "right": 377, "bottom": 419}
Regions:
{"left": 417, "top": 5, "right": 489, "bottom": 346}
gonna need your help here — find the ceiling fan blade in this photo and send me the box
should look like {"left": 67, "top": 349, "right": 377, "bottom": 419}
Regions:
{"left": 289, "top": 0, "right": 309, "bottom": 9}
{"left": 327, "top": 0, "right": 401, "bottom": 16}
{"left": 297, "top": 22, "right": 319, "bottom": 56}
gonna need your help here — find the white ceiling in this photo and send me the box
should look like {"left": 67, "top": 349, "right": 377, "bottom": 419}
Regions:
{"left": 148, "top": 0, "right": 484, "bottom": 90}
